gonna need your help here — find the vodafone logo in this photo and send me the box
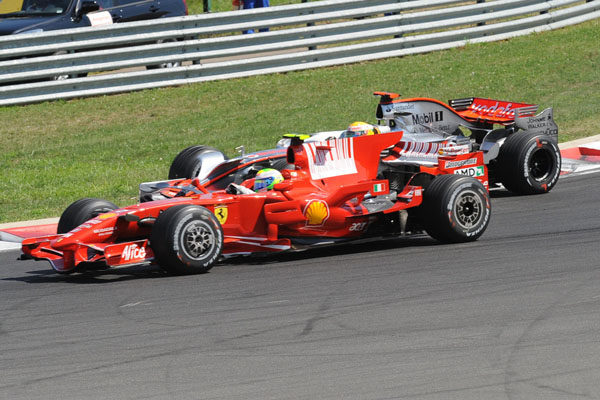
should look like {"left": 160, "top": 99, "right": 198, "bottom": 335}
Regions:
{"left": 471, "top": 102, "right": 514, "bottom": 117}
{"left": 121, "top": 244, "right": 146, "bottom": 262}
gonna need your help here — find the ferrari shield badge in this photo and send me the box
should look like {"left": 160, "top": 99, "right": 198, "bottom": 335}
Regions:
{"left": 214, "top": 205, "right": 228, "bottom": 224}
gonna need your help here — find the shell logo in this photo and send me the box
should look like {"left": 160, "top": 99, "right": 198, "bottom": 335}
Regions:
{"left": 303, "top": 200, "right": 329, "bottom": 226}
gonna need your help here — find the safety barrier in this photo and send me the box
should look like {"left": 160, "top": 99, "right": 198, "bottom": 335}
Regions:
{"left": 0, "top": 0, "right": 599, "bottom": 105}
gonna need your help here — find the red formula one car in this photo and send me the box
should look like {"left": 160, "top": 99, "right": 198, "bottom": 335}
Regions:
{"left": 21, "top": 131, "right": 491, "bottom": 275}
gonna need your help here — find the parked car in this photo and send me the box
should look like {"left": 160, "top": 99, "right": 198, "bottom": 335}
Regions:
{"left": 0, "top": 0, "right": 187, "bottom": 35}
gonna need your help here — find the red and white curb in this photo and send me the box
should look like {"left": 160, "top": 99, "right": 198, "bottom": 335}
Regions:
{"left": 0, "top": 219, "right": 58, "bottom": 252}
{"left": 560, "top": 139, "right": 600, "bottom": 176}
{"left": 2, "top": 137, "right": 600, "bottom": 253}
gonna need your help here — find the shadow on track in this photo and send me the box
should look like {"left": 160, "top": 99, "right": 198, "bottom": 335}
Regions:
{"left": 225, "top": 235, "right": 440, "bottom": 266}
{"left": 7, "top": 235, "right": 443, "bottom": 284}
{"left": 3, "top": 264, "right": 169, "bottom": 284}
{"left": 489, "top": 189, "right": 523, "bottom": 198}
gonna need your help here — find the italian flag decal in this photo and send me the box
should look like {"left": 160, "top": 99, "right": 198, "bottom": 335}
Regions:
{"left": 371, "top": 181, "right": 388, "bottom": 195}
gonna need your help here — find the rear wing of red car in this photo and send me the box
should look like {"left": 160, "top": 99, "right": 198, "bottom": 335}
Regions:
{"left": 287, "top": 131, "right": 404, "bottom": 184}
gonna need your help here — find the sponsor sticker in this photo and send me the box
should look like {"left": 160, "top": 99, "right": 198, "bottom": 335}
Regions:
{"left": 303, "top": 199, "right": 329, "bottom": 226}
{"left": 411, "top": 111, "right": 444, "bottom": 125}
{"left": 349, "top": 222, "right": 367, "bottom": 232}
{"left": 444, "top": 157, "right": 477, "bottom": 169}
{"left": 121, "top": 243, "right": 146, "bottom": 262}
{"left": 439, "top": 145, "right": 470, "bottom": 156}
{"left": 471, "top": 101, "right": 514, "bottom": 118}
{"left": 390, "top": 103, "right": 415, "bottom": 112}
{"left": 453, "top": 166, "right": 485, "bottom": 177}
{"left": 93, "top": 227, "right": 115, "bottom": 236}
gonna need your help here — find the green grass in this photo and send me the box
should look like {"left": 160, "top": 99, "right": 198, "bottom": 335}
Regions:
{"left": 187, "top": 0, "right": 310, "bottom": 14}
{"left": 0, "top": 18, "right": 598, "bottom": 223}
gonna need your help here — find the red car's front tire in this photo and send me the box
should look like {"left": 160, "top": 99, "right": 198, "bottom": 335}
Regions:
{"left": 151, "top": 205, "right": 223, "bottom": 275}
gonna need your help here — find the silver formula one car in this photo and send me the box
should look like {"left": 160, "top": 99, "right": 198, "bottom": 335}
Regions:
{"left": 144, "top": 92, "right": 560, "bottom": 203}
{"left": 371, "top": 92, "right": 560, "bottom": 195}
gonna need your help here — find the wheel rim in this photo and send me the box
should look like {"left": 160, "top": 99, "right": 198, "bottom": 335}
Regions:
{"left": 454, "top": 190, "right": 483, "bottom": 229}
{"left": 529, "top": 148, "right": 554, "bottom": 182}
{"left": 180, "top": 220, "right": 214, "bottom": 260}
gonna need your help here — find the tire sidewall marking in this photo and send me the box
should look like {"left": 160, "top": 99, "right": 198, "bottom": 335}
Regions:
{"left": 446, "top": 181, "right": 490, "bottom": 237}
{"left": 172, "top": 210, "right": 223, "bottom": 268}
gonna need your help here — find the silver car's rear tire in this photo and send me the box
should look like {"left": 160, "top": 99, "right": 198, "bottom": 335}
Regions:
{"left": 168, "top": 145, "right": 227, "bottom": 180}
{"left": 497, "top": 132, "right": 561, "bottom": 195}
{"left": 57, "top": 198, "right": 118, "bottom": 234}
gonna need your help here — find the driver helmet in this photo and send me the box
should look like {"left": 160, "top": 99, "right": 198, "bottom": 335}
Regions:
{"left": 344, "top": 121, "right": 376, "bottom": 137}
{"left": 253, "top": 168, "right": 284, "bottom": 192}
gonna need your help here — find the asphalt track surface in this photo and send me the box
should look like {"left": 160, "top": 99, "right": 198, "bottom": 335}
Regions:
{"left": 1, "top": 172, "right": 599, "bottom": 400}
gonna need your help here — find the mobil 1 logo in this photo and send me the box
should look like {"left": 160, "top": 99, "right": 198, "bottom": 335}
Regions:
{"left": 412, "top": 111, "right": 444, "bottom": 125}
{"left": 454, "top": 166, "right": 484, "bottom": 178}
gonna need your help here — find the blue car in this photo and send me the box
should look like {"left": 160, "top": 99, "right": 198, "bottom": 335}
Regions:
{"left": 0, "top": 0, "right": 188, "bottom": 35}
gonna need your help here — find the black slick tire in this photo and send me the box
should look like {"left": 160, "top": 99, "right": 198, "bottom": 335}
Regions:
{"left": 421, "top": 175, "right": 491, "bottom": 243}
{"left": 151, "top": 205, "right": 223, "bottom": 274}
{"left": 497, "top": 132, "right": 561, "bottom": 195}
{"left": 57, "top": 198, "right": 118, "bottom": 234}
{"left": 168, "top": 145, "right": 227, "bottom": 179}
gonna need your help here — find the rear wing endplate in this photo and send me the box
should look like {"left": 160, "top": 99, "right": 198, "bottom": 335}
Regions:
{"left": 514, "top": 107, "right": 558, "bottom": 139}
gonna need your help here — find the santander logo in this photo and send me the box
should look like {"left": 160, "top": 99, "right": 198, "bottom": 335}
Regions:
{"left": 121, "top": 244, "right": 146, "bottom": 262}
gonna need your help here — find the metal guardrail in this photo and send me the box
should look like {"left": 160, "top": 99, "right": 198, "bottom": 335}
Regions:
{"left": 0, "top": 0, "right": 599, "bottom": 105}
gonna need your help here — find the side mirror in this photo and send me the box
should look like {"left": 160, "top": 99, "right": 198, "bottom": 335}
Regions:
{"left": 77, "top": 0, "right": 100, "bottom": 16}
{"left": 273, "top": 182, "right": 292, "bottom": 191}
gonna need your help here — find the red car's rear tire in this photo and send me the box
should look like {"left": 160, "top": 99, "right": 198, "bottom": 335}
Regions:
{"left": 421, "top": 175, "right": 491, "bottom": 243}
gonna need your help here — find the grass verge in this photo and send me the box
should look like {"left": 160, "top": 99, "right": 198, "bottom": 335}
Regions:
{"left": 0, "top": 19, "right": 598, "bottom": 222}
{"left": 187, "top": 0, "right": 306, "bottom": 14}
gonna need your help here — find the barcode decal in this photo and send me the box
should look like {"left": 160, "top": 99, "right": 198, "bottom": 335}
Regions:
{"left": 304, "top": 138, "right": 358, "bottom": 180}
